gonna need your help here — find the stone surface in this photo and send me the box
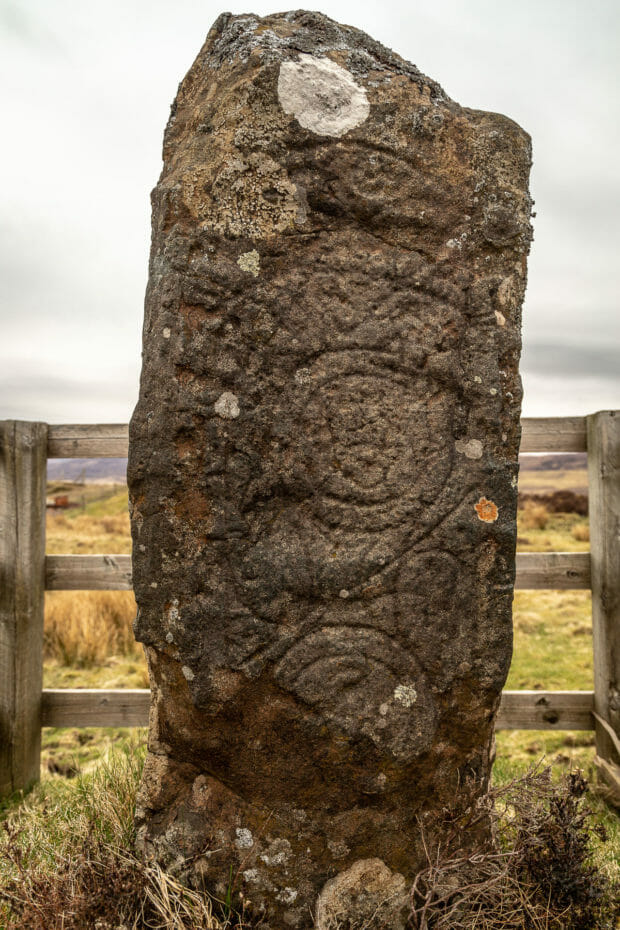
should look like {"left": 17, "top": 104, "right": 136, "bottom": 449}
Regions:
{"left": 316, "top": 859, "right": 409, "bottom": 930}
{"left": 128, "top": 10, "right": 532, "bottom": 927}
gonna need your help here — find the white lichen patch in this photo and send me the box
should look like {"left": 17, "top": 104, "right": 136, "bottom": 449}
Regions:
{"left": 165, "top": 632, "right": 174, "bottom": 643}
{"left": 235, "top": 828, "right": 254, "bottom": 850}
{"left": 260, "top": 838, "right": 292, "bottom": 867}
{"left": 328, "top": 840, "right": 351, "bottom": 860}
{"left": 455, "top": 438, "right": 483, "bottom": 460}
{"left": 339, "top": 589, "right": 350, "bottom": 599}
{"left": 276, "top": 887, "right": 298, "bottom": 904}
{"left": 237, "top": 250, "right": 260, "bottom": 276}
{"left": 394, "top": 684, "right": 417, "bottom": 707}
{"left": 214, "top": 392, "right": 240, "bottom": 419}
{"left": 243, "top": 868, "right": 259, "bottom": 883}
{"left": 278, "top": 54, "right": 369, "bottom": 137}
{"left": 446, "top": 231, "right": 468, "bottom": 250}
{"left": 181, "top": 666, "right": 195, "bottom": 682}
{"left": 162, "top": 327, "right": 171, "bottom": 339}
{"left": 294, "top": 367, "right": 312, "bottom": 385}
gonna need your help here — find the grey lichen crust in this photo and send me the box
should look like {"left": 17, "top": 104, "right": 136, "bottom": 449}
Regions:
{"left": 128, "top": 10, "right": 532, "bottom": 928}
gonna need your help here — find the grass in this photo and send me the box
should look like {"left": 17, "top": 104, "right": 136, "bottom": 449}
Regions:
{"left": 46, "top": 486, "right": 131, "bottom": 555}
{"left": 517, "top": 508, "right": 591, "bottom": 552}
{"left": 1, "top": 745, "right": 616, "bottom": 928}
{"left": 0, "top": 481, "right": 618, "bottom": 927}
{"left": 517, "top": 464, "right": 588, "bottom": 494}
{"left": 42, "top": 486, "right": 147, "bottom": 779}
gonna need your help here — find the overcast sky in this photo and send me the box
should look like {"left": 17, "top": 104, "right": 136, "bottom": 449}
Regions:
{"left": 1, "top": 0, "right": 618, "bottom": 423}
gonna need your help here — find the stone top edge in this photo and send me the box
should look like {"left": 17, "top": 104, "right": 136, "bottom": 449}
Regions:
{"left": 202, "top": 9, "right": 448, "bottom": 101}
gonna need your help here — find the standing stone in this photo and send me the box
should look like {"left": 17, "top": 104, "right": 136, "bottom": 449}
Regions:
{"left": 128, "top": 11, "right": 532, "bottom": 927}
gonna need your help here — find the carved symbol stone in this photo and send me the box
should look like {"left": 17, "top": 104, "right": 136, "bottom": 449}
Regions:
{"left": 128, "top": 11, "right": 531, "bottom": 927}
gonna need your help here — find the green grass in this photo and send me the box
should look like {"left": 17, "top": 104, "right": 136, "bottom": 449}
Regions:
{"left": 517, "top": 510, "right": 590, "bottom": 552}
{"left": 41, "top": 727, "right": 147, "bottom": 779}
{"left": 508, "top": 590, "right": 592, "bottom": 691}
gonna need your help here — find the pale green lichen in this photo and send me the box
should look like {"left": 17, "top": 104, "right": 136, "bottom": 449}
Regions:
{"left": 237, "top": 249, "right": 260, "bottom": 276}
{"left": 394, "top": 684, "right": 418, "bottom": 707}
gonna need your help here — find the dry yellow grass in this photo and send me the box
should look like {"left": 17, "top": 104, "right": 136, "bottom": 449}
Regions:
{"left": 44, "top": 591, "right": 140, "bottom": 668}
{"left": 44, "top": 486, "right": 143, "bottom": 686}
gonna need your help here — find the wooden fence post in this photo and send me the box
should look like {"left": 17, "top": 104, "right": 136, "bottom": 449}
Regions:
{"left": 587, "top": 410, "right": 620, "bottom": 799}
{"left": 0, "top": 420, "right": 48, "bottom": 797}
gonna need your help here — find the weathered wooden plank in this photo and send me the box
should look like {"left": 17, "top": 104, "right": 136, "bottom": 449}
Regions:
{"left": 47, "top": 424, "right": 129, "bottom": 458}
{"left": 45, "top": 554, "right": 133, "bottom": 590}
{"left": 39, "top": 688, "right": 593, "bottom": 731}
{"left": 0, "top": 421, "right": 48, "bottom": 797}
{"left": 496, "top": 690, "right": 594, "bottom": 730}
{"left": 587, "top": 411, "right": 620, "bottom": 779}
{"left": 593, "top": 755, "right": 620, "bottom": 808}
{"left": 515, "top": 552, "right": 590, "bottom": 590}
{"left": 43, "top": 552, "right": 590, "bottom": 592}
{"left": 519, "top": 417, "right": 587, "bottom": 453}
{"left": 45, "top": 418, "right": 586, "bottom": 459}
{"left": 41, "top": 689, "right": 150, "bottom": 727}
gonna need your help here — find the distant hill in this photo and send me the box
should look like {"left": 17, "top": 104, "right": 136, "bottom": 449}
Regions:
{"left": 519, "top": 453, "right": 587, "bottom": 472}
{"left": 45, "top": 452, "right": 587, "bottom": 486}
{"left": 47, "top": 458, "right": 127, "bottom": 483}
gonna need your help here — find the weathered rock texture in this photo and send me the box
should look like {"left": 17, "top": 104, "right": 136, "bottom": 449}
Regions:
{"left": 128, "top": 11, "right": 532, "bottom": 927}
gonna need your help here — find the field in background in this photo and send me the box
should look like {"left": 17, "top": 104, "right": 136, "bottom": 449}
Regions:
{"left": 518, "top": 454, "right": 588, "bottom": 495}
{"left": 27, "top": 469, "right": 617, "bottom": 872}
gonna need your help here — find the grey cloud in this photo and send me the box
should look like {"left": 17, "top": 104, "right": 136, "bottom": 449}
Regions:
{"left": 1, "top": 0, "right": 619, "bottom": 421}
{"left": 522, "top": 342, "right": 620, "bottom": 380}
{"left": 0, "top": 367, "right": 137, "bottom": 423}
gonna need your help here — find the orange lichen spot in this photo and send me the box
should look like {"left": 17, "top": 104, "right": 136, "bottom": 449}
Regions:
{"left": 475, "top": 497, "right": 499, "bottom": 523}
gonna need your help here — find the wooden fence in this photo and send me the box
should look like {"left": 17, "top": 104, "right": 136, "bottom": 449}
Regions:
{"left": 1, "top": 414, "right": 619, "bottom": 799}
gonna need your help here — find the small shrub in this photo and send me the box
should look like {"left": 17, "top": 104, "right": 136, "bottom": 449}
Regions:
{"left": 410, "top": 767, "right": 618, "bottom": 929}
{"left": 572, "top": 523, "right": 590, "bottom": 542}
{"left": 521, "top": 501, "right": 550, "bottom": 530}
{"left": 518, "top": 491, "right": 588, "bottom": 516}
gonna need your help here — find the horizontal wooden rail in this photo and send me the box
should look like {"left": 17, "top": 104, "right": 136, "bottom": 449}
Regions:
{"left": 41, "top": 689, "right": 149, "bottom": 727}
{"left": 495, "top": 691, "right": 594, "bottom": 730}
{"left": 47, "top": 417, "right": 588, "bottom": 458}
{"left": 518, "top": 417, "right": 587, "bottom": 453}
{"left": 514, "top": 552, "right": 590, "bottom": 589}
{"left": 496, "top": 690, "right": 594, "bottom": 730}
{"left": 46, "top": 554, "right": 133, "bottom": 590}
{"left": 48, "top": 424, "right": 129, "bottom": 458}
{"left": 44, "top": 552, "right": 592, "bottom": 591}
{"left": 40, "top": 688, "right": 595, "bottom": 731}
